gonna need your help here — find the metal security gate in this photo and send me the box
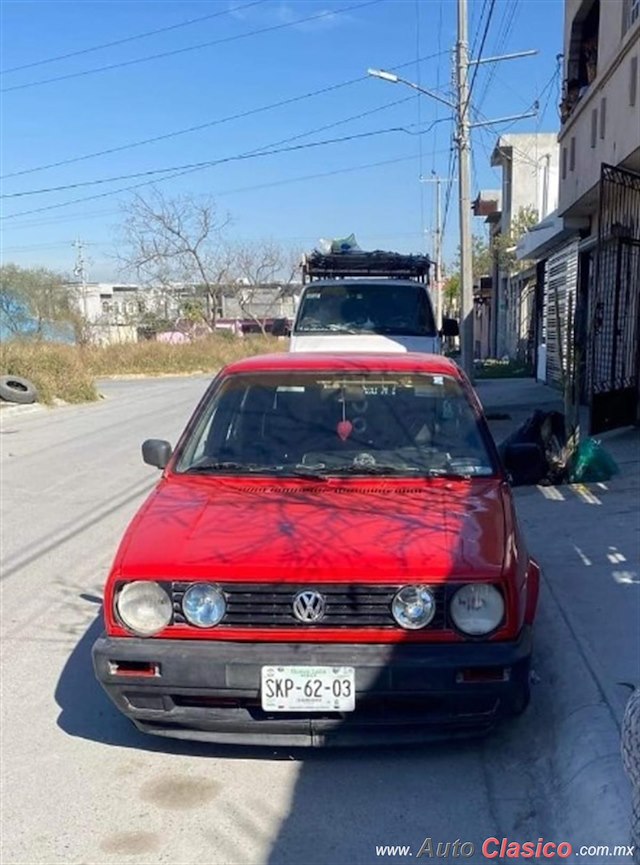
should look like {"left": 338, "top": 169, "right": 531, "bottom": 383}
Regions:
{"left": 590, "top": 164, "right": 640, "bottom": 433}
{"left": 545, "top": 240, "right": 579, "bottom": 389}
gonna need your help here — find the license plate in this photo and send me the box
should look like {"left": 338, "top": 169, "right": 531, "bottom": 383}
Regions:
{"left": 261, "top": 665, "right": 355, "bottom": 712}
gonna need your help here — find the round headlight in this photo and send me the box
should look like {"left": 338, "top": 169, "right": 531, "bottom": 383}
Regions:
{"left": 116, "top": 581, "right": 172, "bottom": 637}
{"left": 392, "top": 585, "right": 436, "bottom": 630}
{"left": 450, "top": 584, "right": 504, "bottom": 635}
{"left": 182, "top": 583, "right": 226, "bottom": 628}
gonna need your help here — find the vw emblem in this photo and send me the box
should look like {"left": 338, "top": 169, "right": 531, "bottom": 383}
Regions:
{"left": 292, "top": 590, "right": 326, "bottom": 623}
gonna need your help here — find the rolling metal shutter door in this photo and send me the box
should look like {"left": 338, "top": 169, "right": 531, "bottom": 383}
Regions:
{"left": 544, "top": 240, "right": 579, "bottom": 389}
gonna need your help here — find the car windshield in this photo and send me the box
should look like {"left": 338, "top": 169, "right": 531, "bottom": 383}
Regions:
{"left": 295, "top": 283, "right": 437, "bottom": 336}
{"left": 175, "top": 371, "right": 496, "bottom": 478}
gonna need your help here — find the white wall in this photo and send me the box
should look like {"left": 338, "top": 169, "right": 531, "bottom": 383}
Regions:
{"left": 559, "top": 2, "right": 640, "bottom": 215}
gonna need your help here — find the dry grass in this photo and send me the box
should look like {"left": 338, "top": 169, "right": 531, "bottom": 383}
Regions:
{"left": 0, "top": 340, "right": 98, "bottom": 405}
{"left": 83, "top": 334, "right": 285, "bottom": 377}
{"left": 0, "top": 336, "right": 286, "bottom": 405}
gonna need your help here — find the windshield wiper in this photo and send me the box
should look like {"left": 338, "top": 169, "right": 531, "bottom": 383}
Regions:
{"left": 185, "top": 460, "right": 328, "bottom": 480}
{"left": 298, "top": 324, "right": 361, "bottom": 334}
{"left": 185, "top": 461, "right": 277, "bottom": 474}
{"left": 373, "top": 326, "right": 432, "bottom": 336}
{"left": 329, "top": 464, "right": 419, "bottom": 476}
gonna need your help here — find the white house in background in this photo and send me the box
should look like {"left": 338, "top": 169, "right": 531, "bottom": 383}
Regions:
{"left": 489, "top": 133, "right": 560, "bottom": 358}
{"left": 67, "top": 281, "right": 300, "bottom": 344}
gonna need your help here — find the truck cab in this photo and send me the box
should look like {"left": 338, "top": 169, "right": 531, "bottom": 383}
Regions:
{"left": 290, "top": 249, "right": 458, "bottom": 354}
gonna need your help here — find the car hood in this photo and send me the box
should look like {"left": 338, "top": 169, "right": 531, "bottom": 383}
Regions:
{"left": 116, "top": 476, "right": 507, "bottom": 583}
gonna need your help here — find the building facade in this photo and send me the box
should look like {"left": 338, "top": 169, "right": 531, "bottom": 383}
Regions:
{"left": 67, "top": 281, "right": 299, "bottom": 344}
{"left": 489, "top": 133, "right": 560, "bottom": 359}
{"left": 557, "top": 0, "right": 640, "bottom": 431}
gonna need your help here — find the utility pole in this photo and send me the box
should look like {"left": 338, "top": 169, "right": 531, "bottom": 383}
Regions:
{"left": 420, "top": 173, "right": 456, "bottom": 329}
{"left": 72, "top": 238, "right": 88, "bottom": 320}
{"left": 457, "top": 0, "right": 474, "bottom": 380}
{"left": 434, "top": 174, "right": 442, "bottom": 327}
{"left": 368, "top": 42, "right": 537, "bottom": 378}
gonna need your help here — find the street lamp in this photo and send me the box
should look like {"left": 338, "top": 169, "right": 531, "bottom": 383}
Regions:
{"left": 367, "top": 66, "right": 475, "bottom": 380}
{"left": 367, "top": 68, "right": 456, "bottom": 111}
{"left": 367, "top": 68, "right": 399, "bottom": 83}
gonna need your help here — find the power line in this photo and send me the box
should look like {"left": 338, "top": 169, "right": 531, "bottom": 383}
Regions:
{"left": 212, "top": 151, "right": 449, "bottom": 199}
{"left": 2, "top": 113, "right": 450, "bottom": 220}
{"left": 1, "top": 1, "right": 383, "bottom": 93}
{"left": 467, "top": 0, "right": 496, "bottom": 103}
{"left": 1, "top": 50, "right": 448, "bottom": 180}
{"left": 430, "top": 0, "right": 444, "bottom": 174}
{"left": 475, "top": 0, "right": 520, "bottom": 115}
{"left": 0, "top": 1, "right": 266, "bottom": 75}
{"left": 441, "top": 141, "right": 457, "bottom": 244}
{"left": 2, "top": 149, "right": 452, "bottom": 232}
{"left": 2, "top": 125, "right": 418, "bottom": 200}
{"left": 415, "top": 0, "right": 426, "bottom": 242}
{"left": 469, "top": 0, "right": 488, "bottom": 61}
{"left": 0, "top": 126, "right": 407, "bottom": 206}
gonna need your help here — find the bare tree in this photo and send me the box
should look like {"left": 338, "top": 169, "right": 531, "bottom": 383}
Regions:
{"left": 118, "top": 189, "right": 232, "bottom": 327}
{"left": 229, "top": 241, "right": 300, "bottom": 335}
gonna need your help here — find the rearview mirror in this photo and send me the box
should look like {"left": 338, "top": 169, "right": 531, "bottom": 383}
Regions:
{"left": 142, "top": 439, "right": 173, "bottom": 469}
{"left": 441, "top": 318, "right": 459, "bottom": 338}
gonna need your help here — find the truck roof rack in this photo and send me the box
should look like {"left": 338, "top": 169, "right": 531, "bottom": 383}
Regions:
{"left": 301, "top": 250, "right": 431, "bottom": 284}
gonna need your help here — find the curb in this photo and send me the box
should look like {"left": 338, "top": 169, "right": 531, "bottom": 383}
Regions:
{"left": 0, "top": 401, "right": 47, "bottom": 418}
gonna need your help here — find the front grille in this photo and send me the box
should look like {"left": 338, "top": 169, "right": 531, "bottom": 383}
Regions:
{"left": 171, "top": 582, "right": 447, "bottom": 629}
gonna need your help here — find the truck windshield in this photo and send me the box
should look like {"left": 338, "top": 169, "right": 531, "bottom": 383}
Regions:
{"left": 175, "top": 371, "right": 496, "bottom": 479}
{"left": 295, "top": 283, "right": 437, "bottom": 336}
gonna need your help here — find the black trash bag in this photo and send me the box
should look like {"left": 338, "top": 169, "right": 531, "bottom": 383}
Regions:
{"left": 498, "top": 410, "right": 567, "bottom": 486}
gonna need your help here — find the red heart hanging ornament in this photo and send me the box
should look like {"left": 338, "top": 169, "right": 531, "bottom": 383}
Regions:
{"left": 337, "top": 420, "right": 353, "bottom": 441}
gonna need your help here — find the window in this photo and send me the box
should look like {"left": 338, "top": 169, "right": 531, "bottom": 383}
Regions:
{"left": 631, "top": 55, "right": 638, "bottom": 106}
{"left": 599, "top": 97, "right": 607, "bottom": 138}
{"left": 295, "top": 282, "right": 437, "bottom": 337}
{"left": 562, "top": 146, "right": 568, "bottom": 179}
{"left": 590, "top": 108, "right": 598, "bottom": 147}
{"left": 623, "top": 0, "right": 639, "bottom": 33}
{"left": 570, "top": 137, "right": 576, "bottom": 171}
{"left": 175, "top": 372, "right": 496, "bottom": 478}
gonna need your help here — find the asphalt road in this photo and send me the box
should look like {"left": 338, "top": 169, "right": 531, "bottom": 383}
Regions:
{"left": 0, "top": 376, "right": 632, "bottom": 865}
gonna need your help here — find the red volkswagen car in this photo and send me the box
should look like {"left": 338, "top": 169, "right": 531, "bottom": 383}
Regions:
{"left": 93, "top": 353, "right": 539, "bottom": 746}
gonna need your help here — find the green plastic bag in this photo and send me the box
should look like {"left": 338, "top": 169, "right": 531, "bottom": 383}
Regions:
{"left": 568, "top": 437, "right": 619, "bottom": 483}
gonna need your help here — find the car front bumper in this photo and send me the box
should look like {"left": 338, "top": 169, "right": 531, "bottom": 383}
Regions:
{"left": 92, "top": 629, "right": 532, "bottom": 747}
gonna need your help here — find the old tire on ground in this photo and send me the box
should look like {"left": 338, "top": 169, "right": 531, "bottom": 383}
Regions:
{"left": 0, "top": 375, "right": 38, "bottom": 404}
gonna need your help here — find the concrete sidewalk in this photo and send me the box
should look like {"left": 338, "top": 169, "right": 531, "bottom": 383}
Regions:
{"left": 477, "top": 375, "right": 640, "bottom": 721}
{"left": 476, "top": 376, "right": 639, "bottom": 854}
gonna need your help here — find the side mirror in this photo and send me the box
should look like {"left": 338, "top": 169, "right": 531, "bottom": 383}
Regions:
{"left": 142, "top": 439, "right": 173, "bottom": 469}
{"left": 502, "top": 442, "right": 546, "bottom": 485}
{"left": 441, "top": 318, "right": 459, "bottom": 338}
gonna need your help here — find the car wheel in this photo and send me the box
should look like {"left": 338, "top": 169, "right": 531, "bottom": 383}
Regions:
{"left": 0, "top": 375, "right": 38, "bottom": 404}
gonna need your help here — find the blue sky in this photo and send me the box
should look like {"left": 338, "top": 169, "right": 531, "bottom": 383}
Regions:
{"left": 1, "top": 0, "right": 564, "bottom": 281}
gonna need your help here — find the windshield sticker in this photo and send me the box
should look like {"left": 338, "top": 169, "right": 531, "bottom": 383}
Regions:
{"left": 362, "top": 384, "right": 397, "bottom": 396}
{"left": 276, "top": 386, "right": 305, "bottom": 392}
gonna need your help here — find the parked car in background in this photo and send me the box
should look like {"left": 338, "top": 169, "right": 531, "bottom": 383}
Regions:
{"left": 93, "top": 351, "right": 539, "bottom": 747}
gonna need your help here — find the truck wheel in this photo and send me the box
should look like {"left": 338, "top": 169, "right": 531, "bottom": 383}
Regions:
{"left": 0, "top": 375, "right": 38, "bottom": 404}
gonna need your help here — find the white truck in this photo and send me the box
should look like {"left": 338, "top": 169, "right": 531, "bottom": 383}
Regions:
{"left": 290, "top": 248, "right": 459, "bottom": 354}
